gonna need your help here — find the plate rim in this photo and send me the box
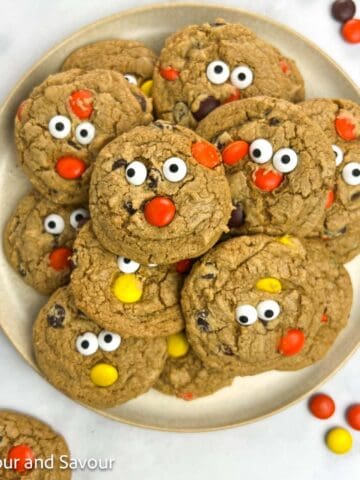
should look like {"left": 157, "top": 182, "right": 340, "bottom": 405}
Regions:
{"left": 0, "top": 2, "right": 359, "bottom": 432}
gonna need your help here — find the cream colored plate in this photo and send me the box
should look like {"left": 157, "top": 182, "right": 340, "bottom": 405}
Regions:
{"left": 0, "top": 3, "right": 359, "bottom": 432}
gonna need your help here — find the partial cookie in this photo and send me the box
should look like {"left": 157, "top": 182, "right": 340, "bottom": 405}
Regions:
{"left": 301, "top": 98, "right": 360, "bottom": 263}
{"left": 90, "top": 121, "right": 232, "bottom": 264}
{"left": 4, "top": 191, "right": 89, "bottom": 294}
{"left": 33, "top": 286, "right": 167, "bottom": 408}
{"left": 0, "top": 410, "right": 70, "bottom": 479}
{"left": 15, "top": 69, "right": 152, "bottom": 205}
{"left": 70, "top": 222, "right": 184, "bottom": 337}
{"left": 153, "top": 20, "right": 305, "bottom": 128}
{"left": 182, "top": 235, "right": 350, "bottom": 375}
{"left": 197, "top": 97, "right": 335, "bottom": 237}
{"left": 61, "top": 39, "right": 157, "bottom": 89}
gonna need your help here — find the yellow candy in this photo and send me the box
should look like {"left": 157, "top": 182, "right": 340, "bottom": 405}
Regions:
{"left": 90, "top": 363, "right": 118, "bottom": 387}
{"left": 140, "top": 79, "right": 153, "bottom": 97}
{"left": 167, "top": 332, "right": 190, "bottom": 358}
{"left": 112, "top": 273, "right": 143, "bottom": 303}
{"left": 256, "top": 277, "right": 282, "bottom": 293}
{"left": 326, "top": 427, "right": 352, "bottom": 455}
{"left": 277, "top": 235, "right": 294, "bottom": 246}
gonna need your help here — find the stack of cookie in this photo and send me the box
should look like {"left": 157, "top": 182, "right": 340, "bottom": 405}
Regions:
{"left": 4, "top": 19, "right": 359, "bottom": 408}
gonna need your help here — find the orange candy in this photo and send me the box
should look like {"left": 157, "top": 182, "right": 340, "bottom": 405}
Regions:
{"left": 179, "top": 392, "right": 195, "bottom": 401}
{"left": 321, "top": 313, "right": 329, "bottom": 323}
{"left": 144, "top": 196, "right": 176, "bottom": 227}
{"left": 191, "top": 142, "right": 220, "bottom": 169}
{"left": 252, "top": 168, "right": 284, "bottom": 192}
{"left": 69, "top": 89, "right": 93, "bottom": 119}
{"left": 224, "top": 89, "right": 241, "bottom": 103}
{"left": 55, "top": 156, "right": 87, "bottom": 180}
{"left": 335, "top": 116, "right": 357, "bottom": 141}
{"left": 309, "top": 393, "right": 336, "bottom": 419}
{"left": 222, "top": 141, "right": 249, "bottom": 166}
{"left": 347, "top": 404, "right": 360, "bottom": 430}
{"left": 175, "top": 259, "right": 193, "bottom": 274}
{"left": 278, "top": 329, "right": 305, "bottom": 356}
{"left": 16, "top": 100, "right": 27, "bottom": 121}
{"left": 7, "top": 444, "right": 35, "bottom": 473}
{"left": 49, "top": 247, "right": 72, "bottom": 271}
{"left": 325, "top": 190, "right": 335, "bottom": 209}
{"left": 342, "top": 19, "right": 360, "bottom": 44}
{"left": 279, "top": 59, "right": 290, "bottom": 74}
{"left": 159, "top": 66, "right": 180, "bottom": 81}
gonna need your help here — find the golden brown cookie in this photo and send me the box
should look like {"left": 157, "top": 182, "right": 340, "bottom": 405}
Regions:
{"left": 0, "top": 410, "right": 70, "bottom": 479}
{"left": 89, "top": 121, "right": 232, "bottom": 264}
{"left": 70, "top": 222, "right": 184, "bottom": 337}
{"left": 197, "top": 97, "right": 335, "bottom": 237}
{"left": 15, "top": 69, "right": 152, "bottom": 205}
{"left": 33, "top": 286, "right": 167, "bottom": 408}
{"left": 152, "top": 20, "right": 305, "bottom": 128}
{"left": 4, "top": 191, "right": 89, "bottom": 294}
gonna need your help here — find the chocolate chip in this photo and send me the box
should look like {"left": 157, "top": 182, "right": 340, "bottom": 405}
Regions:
{"left": 264, "top": 108, "right": 272, "bottom": 116}
{"left": 197, "top": 318, "right": 211, "bottom": 332}
{"left": 47, "top": 304, "right": 65, "bottom": 328}
{"left": 193, "top": 96, "right": 221, "bottom": 121}
{"left": 228, "top": 203, "right": 245, "bottom": 228}
{"left": 331, "top": 0, "right": 356, "bottom": 22}
{"left": 133, "top": 93, "right": 147, "bottom": 112}
{"left": 269, "top": 118, "right": 280, "bottom": 126}
{"left": 201, "top": 273, "right": 215, "bottom": 279}
{"left": 68, "top": 140, "right": 81, "bottom": 150}
{"left": 221, "top": 344, "right": 234, "bottom": 356}
{"left": 123, "top": 201, "right": 137, "bottom": 215}
{"left": 18, "top": 263, "right": 26, "bottom": 276}
{"left": 112, "top": 159, "right": 127, "bottom": 170}
{"left": 351, "top": 191, "right": 360, "bottom": 202}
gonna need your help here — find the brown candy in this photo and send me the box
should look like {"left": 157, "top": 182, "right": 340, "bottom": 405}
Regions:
{"left": 331, "top": 0, "right": 356, "bottom": 22}
{"left": 193, "top": 96, "right": 221, "bottom": 121}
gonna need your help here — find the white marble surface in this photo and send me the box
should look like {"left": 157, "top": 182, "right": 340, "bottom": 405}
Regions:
{"left": 0, "top": 1, "right": 359, "bottom": 479}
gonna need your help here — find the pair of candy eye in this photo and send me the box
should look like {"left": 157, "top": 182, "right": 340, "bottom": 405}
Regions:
{"left": 76, "top": 330, "right": 121, "bottom": 356}
{"left": 125, "top": 157, "right": 187, "bottom": 186}
{"left": 206, "top": 61, "right": 253, "bottom": 89}
{"left": 43, "top": 208, "right": 89, "bottom": 234}
{"left": 235, "top": 300, "right": 281, "bottom": 326}
{"left": 48, "top": 115, "right": 95, "bottom": 145}
{"left": 249, "top": 139, "right": 298, "bottom": 173}
{"left": 117, "top": 256, "right": 157, "bottom": 273}
{"left": 332, "top": 146, "right": 360, "bottom": 186}
{"left": 123, "top": 73, "right": 138, "bottom": 85}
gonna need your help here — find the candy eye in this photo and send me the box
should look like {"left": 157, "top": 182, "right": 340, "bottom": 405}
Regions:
{"left": 75, "top": 122, "right": 95, "bottom": 145}
{"left": 342, "top": 162, "right": 360, "bottom": 186}
{"left": 230, "top": 66, "right": 254, "bottom": 89}
{"left": 249, "top": 139, "right": 273, "bottom": 164}
{"left": 256, "top": 300, "right": 281, "bottom": 322}
{"left": 162, "top": 157, "right": 187, "bottom": 182}
{"left": 272, "top": 148, "right": 298, "bottom": 173}
{"left": 332, "top": 145, "right": 344, "bottom": 167}
{"left": 123, "top": 74, "right": 137, "bottom": 85}
{"left": 44, "top": 214, "right": 65, "bottom": 234}
{"left": 125, "top": 161, "right": 147, "bottom": 186}
{"left": 235, "top": 305, "right": 258, "bottom": 326}
{"left": 48, "top": 115, "right": 71, "bottom": 139}
{"left": 76, "top": 332, "right": 99, "bottom": 356}
{"left": 117, "top": 256, "right": 140, "bottom": 273}
{"left": 70, "top": 208, "right": 90, "bottom": 229}
{"left": 206, "top": 60, "right": 230, "bottom": 85}
{"left": 98, "top": 331, "right": 122, "bottom": 352}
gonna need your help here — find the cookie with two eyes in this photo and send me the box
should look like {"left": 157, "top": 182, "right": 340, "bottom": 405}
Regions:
{"left": 4, "top": 191, "right": 89, "bottom": 295}
{"left": 152, "top": 19, "right": 304, "bottom": 128}
{"left": 301, "top": 98, "right": 360, "bottom": 263}
{"left": 0, "top": 410, "right": 71, "bottom": 479}
{"left": 197, "top": 97, "right": 336, "bottom": 237}
{"left": 61, "top": 39, "right": 157, "bottom": 91}
{"left": 70, "top": 222, "right": 184, "bottom": 337}
{"left": 33, "top": 286, "right": 167, "bottom": 408}
{"left": 89, "top": 121, "right": 232, "bottom": 265}
{"left": 15, "top": 68, "right": 152, "bottom": 205}
{"left": 181, "top": 235, "right": 351, "bottom": 375}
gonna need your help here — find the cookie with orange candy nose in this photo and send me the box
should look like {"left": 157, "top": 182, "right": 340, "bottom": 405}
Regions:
{"left": 301, "top": 98, "right": 360, "bottom": 263}
{"left": 33, "top": 286, "right": 167, "bottom": 408}
{"left": 15, "top": 68, "right": 152, "bottom": 205}
{"left": 89, "top": 121, "right": 232, "bottom": 265}
{"left": 4, "top": 191, "right": 89, "bottom": 295}
{"left": 197, "top": 96, "right": 336, "bottom": 237}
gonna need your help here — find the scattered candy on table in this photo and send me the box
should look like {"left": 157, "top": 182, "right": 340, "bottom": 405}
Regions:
{"left": 346, "top": 404, "right": 360, "bottom": 430}
{"left": 326, "top": 427, "right": 353, "bottom": 454}
{"left": 331, "top": 0, "right": 360, "bottom": 43}
{"left": 309, "top": 393, "right": 336, "bottom": 419}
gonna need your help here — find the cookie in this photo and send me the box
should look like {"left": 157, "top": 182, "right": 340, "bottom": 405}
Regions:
{"left": 89, "top": 121, "right": 232, "bottom": 264}
{"left": 182, "top": 235, "right": 351, "bottom": 375}
{"left": 4, "top": 191, "right": 89, "bottom": 294}
{"left": 301, "top": 98, "right": 360, "bottom": 263}
{"left": 70, "top": 222, "right": 184, "bottom": 337}
{"left": 155, "top": 333, "right": 234, "bottom": 400}
{"left": 33, "top": 286, "right": 167, "bottom": 408}
{"left": 0, "top": 410, "right": 70, "bottom": 479}
{"left": 197, "top": 97, "right": 335, "bottom": 237}
{"left": 61, "top": 39, "right": 157, "bottom": 90}
{"left": 152, "top": 20, "right": 305, "bottom": 128}
{"left": 15, "top": 69, "right": 152, "bottom": 205}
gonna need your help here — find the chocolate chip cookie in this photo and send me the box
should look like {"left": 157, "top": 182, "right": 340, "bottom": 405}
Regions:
{"left": 152, "top": 19, "right": 305, "bottom": 128}
{"left": 0, "top": 410, "right": 70, "bottom": 479}
{"left": 301, "top": 98, "right": 360, "bottom": 263}
{"left": 15, "top": 69, "right": 152, "bottom": 205}
{"left": 197, "top": 97, "right": 335, "bottom": 237}
{"left": 33, "top": 286, "right": 167, "bottom": 408}
{"left": 89, "top": 121, "right": 232, "bottom": 264}
{"left": 70, "top": 222, "right": 184, "bottom": 337}
{"left": 4, "top": 191, "right": 89, "bottom": 294}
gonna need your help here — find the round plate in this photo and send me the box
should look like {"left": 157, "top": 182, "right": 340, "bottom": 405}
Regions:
{"left": 0, "top": 3, "right": 359, "bottom": 432}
